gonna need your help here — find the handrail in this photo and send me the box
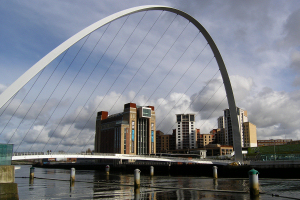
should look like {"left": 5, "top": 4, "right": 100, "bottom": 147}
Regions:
{"left": 12, "top": 152, "right": 232, "bottom": 163}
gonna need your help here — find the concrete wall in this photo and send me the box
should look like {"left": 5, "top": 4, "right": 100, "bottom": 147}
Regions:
{"left": 0, "top": 165, "right": 18, "bottom": 199}
{"left": 0, "top": 165, "right": 15, "bottom": 183}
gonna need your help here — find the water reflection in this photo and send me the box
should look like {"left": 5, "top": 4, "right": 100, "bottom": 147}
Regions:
{"left": 14, "top": 165, "right": 300, "bottom": 199}
{"left": 213, "top": 178, "right": 218, "bottom": 190}
{"left": 91, "top": 172, "right": 251, "bottom": 199}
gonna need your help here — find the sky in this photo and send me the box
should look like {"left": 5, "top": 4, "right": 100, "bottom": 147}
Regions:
{"left": 1, "top": 0, "right": 300, "bottom": 152}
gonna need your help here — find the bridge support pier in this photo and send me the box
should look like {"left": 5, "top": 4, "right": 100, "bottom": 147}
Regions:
{"left": 0, "top": 165, "right": 19, "bottom": 199}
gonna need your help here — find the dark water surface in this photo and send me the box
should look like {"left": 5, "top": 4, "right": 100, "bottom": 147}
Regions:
{"left": 14, "top": 165, "right": 300, "bottom": 199}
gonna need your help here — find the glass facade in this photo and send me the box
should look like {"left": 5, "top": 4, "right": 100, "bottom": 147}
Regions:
{"left": 142, "top": 108, "right": 151, "bottom": 118}
{"left": 0, "top": 144, "right": 13, "bottom": 165}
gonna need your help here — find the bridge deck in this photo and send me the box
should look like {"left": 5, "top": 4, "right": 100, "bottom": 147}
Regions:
{"left": 12, "top": 153, "right": 232, "bottom": 165}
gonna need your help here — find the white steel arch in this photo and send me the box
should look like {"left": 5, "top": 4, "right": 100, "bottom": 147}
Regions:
{"left": 0, "top": 5, "right": 242, "bottom": 162}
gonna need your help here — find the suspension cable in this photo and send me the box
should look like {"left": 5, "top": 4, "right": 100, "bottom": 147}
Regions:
{"left": 24, "top": 34, "right": 91, "bottom": 151}
{"left": 191, "top": 81, "right": 224, "bottom": 118}
{"left": 159, "top": 68, "right": 221, "bottom": 136}
{"left": 143, "top": 31, "right": 200, "bottom": 106}
{"left": 199, "top": 95, "right": 226, "bottom": 130}
{"left": 55, "top": 13, "right": 149, "bottom": 152}
{"left": 14, "top": 50, "right": 70, "bottom": 151}
{"left": 131, "top": 15, "right": 189, "bottom": 103}
{"left": 107, "top": 11, "right": 164, "bottom": 113}
{"left": 2, "top": 69, "right": 44, "bottom": 137}
{"left": 40, "top": 34, "right": 94, "bottom": 152}
{"left": 66, "top": 12, "right": 165, "bottom": 152}
{"left": 155, "top": 43, "right": 209, "bottom": 110}
{"left": 0, "top": 92, "right": 19, "bottom": 118}
{"left": 62, "top": 14, "right": 137, "bottom": 152}
{"left": 6, "top": 70, "right": 45, "bottom": 143}
{"left": 76, "top": 12, "right": 180, "bottom": 152}
{"left": 49, "top": 22, "right": 113, "bottom": 152}
{"left": 156, "top": 56, "right": 215, "bottom": 130}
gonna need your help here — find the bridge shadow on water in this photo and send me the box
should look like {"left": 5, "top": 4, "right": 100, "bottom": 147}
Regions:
{"left": 33, "top": 161, "right": 300, "bottom": 179}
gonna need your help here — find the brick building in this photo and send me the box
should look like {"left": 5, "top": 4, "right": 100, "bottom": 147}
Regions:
{"left": 94, "top": 103, "right": 156, "bottom": 155}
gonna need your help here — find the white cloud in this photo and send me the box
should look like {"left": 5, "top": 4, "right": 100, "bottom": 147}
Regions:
{"left": 0, "top": 84, "right": 7, "bottom": 94}
{"left": 1, "top": 0, "right": 300, "bottom": 152}
{"left": 242, "top": 87, "right": 300, "bottom": 140}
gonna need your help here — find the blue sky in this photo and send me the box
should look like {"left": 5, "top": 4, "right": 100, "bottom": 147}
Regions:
{"left": 1, "top": 0, "right": 300, "bottom": 152}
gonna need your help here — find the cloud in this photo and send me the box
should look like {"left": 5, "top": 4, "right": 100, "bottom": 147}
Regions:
{"left": 242, "top": 87, "right": 300, "bottom": 140}
{"left": 289, "top": 50, "right": 300, "bottom": 86}
{"left": 281, "top": 8, "right": 300, "bottom": 48}
{"left": 2, "top": 0, "right": 300, "bottom": 152}
{"left": 0, "top": 84, "right": 7, "bottom": 94}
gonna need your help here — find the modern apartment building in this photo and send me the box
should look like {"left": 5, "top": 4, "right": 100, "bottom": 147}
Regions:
{"left": 176, "top": 114, "right": 196, "bottom": 150}
{"left": 213, "top": 128, "right": 225, "bottom": 145}
{"left": 220, "top": 107, "right": 249, "bottom": 147}
{"left": 218, "top": 116, "right": 224, "bottom": 129}
{"left": 156, "top": 130, "right": 169, "bottom": 153}
{"left": 156, "top": 130, "right": 163, "bottom": 153}
{"left": 243, "top": 122, "right": 257, "bottom": 147}
{"left": 94, "top": 103, "right": 156, "bottom": 155}
{"left": 198, "top": 133, "right": 216, "bottom": 148}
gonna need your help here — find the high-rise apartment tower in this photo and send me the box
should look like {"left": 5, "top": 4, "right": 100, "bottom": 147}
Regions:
{"left": 176, "top": 114, "right": 196, "bottom": 149}
{"left": 219, "top": 107, "right": 248, "bottom": 147}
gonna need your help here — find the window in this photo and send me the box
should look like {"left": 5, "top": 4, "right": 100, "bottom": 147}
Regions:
{"left": 177, "top": 115, "right": 181, "bottom": 122}
{"left": 124, "top": 128, "right": 127, "bottom": 154}
{"left": 142, "top": 107, "right": 151, "bottom": 118}
{"left": 183, "top": 115, "right": 189, "bottom": 121}
{"left": 190, "top": 115, "right": 195, "bottom": 121}
{"left": 131, "top": 121, "right": 135, "bottom": 153}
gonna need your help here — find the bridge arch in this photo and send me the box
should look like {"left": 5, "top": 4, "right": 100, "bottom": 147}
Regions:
{"left": 0, "top": 5, "right": 242, "bottom": 162}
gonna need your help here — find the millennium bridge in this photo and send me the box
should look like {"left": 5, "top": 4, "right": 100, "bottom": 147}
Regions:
{"left": 12, "top": 152, "right": 232, "bottom": 166}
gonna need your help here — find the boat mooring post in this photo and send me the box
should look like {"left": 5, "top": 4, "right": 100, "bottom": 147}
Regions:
{"left": 134, "top": 169, "right": 141, "bottom": 189}
{"left": 70, "top": 168, "right": 75, "bottom": 186}
{"left": 150, "top": 166, "right": 154, "bottom": 176}
{"left": 30, "top": 167, "right": 35, "bottom": 180}
{"left": 105, "top": 165, "right": 110, "bottom": 175}
{"left": 248, "top": 168, "right": 259, "bottom": 197}
{"left": 212, "top": 166, "right": 218, "bottom": 179}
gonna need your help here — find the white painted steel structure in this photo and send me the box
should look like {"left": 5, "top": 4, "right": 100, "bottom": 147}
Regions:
{"left": 0, "top": 5, "right": 242, "bottom": 162}
{"left": 12, "top": 152, "right": 232, "bottom": 165}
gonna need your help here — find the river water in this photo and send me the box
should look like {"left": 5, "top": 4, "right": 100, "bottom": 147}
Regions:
{"left": 14, "top": 165, "right": 300, "bottom": 199}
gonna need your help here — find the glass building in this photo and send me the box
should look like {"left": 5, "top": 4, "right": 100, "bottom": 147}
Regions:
{"left": 0, "top": 144, "right": 13, "bottom": 165}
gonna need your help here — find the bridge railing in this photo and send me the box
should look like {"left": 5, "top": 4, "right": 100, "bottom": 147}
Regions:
{"left": 13, "top": 152, "right": 117, "bottom": 156}
{"left": 12, "top": 152, "right": 232, "bottom": 164}
{"left": 13, "top": 152, "right": 45, "bottom": 156}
